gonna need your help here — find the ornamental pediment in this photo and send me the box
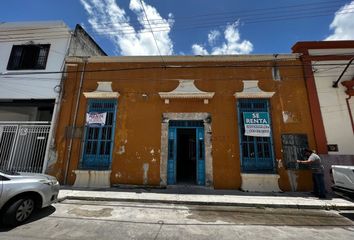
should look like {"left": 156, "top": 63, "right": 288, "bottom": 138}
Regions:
{"left": 159, "top": 80, "right": 215, "bottom": 104}
{"left": 234, "top": 80, "right": 275, "bottom": 98}
{"left": 83, "top": 82, "right": 120, "bottom": 99}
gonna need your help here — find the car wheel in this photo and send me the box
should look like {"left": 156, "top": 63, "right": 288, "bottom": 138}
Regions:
{"left": 2, "top": 198, "right": 35, "bottom": 226}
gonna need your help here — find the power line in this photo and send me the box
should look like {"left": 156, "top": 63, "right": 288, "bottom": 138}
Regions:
{"left": 1, "top": 1, "right": 348, "bottom": 38}
{"left": 83, "top": 0, "right": 344, "bottom": 29}
{"left": 1, "top": 61, "right": 354, "bottom": 76}
{"left": 97, "top": 9, "right": 354, "bottom": 35}
{"left": 80, "top": 1, "right": 351, "bottom": 35}
{"left": 138, "top": 0, "right": 166, "bottom": 67}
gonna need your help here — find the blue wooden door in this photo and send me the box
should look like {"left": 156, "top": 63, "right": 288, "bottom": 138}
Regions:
{"left": 167, "top": 121, "right": 205, "bottom": 185}
{"left": 237, "top": 99, "right": 275, "bottom": 173}
{"left": 81, "top": 99, "right": 117, "bottom": 170}
{"left": 196, "top": 127, "right": 205, "bottom": 185}
{"left": 167, "top": 127, "right": 177, "bottom": 184}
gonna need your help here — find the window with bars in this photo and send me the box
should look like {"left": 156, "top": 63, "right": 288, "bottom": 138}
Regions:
{"left": 281, "top": 134, "right": 309, "bottom": 170}
{"left": 7, "top": 44, "right": 50, "bottom": 70}
{"left": 237, "top": 99, "right": 275, "bottom": 173}
{"left": 80, "top": 99, "right": 117, "bottom": 170}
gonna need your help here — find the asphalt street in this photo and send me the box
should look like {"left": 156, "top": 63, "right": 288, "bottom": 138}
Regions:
{"left": 1, "top": 199, "right": 354, "bottom": 240}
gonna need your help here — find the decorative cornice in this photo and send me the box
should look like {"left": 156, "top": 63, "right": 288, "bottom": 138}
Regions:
{"left": 234, "top": 80, "right": 275, "bottom": 99}
{"left": 83, "top": 81, "right": 120, "bottom": 99}
{"left": 159, "top": 80, "right": 214, "bottom": 104}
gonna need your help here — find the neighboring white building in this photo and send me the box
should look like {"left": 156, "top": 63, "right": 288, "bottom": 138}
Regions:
{"left": 0, "top": 21, "right": 106, "bottom": 173}
{"left": 292, "top": 41, "right": 354, "bottom": 191}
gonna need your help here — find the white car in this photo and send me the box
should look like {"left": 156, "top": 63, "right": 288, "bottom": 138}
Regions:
{"left": 0, "top": 170, "right": 60, "bottom": 226}
{"left": 331, "top": 165, "right": 354, "bottom": 199}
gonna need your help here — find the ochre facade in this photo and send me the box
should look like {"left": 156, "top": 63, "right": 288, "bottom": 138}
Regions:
{"left": 51, "top": 55, "right": 316, "bottom": 191}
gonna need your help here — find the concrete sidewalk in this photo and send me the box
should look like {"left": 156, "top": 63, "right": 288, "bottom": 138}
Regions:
{"left": 57, "top": 186, "right": 354, "bottom": 210}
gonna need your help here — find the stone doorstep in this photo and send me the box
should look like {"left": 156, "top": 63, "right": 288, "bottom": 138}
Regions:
{"left": 73, "top": 170, "right": 111, "bottom": 188}
{"left": 241, "top": 173, "right": 281, "bottom": 192}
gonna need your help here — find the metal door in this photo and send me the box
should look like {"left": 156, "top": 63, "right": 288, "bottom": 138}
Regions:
{"left": 237, "top": 99, "right": 275, "bottom": 173}
{"left": 81, "top": 99, "right": 117, "bottom": 170}
{"left": 0, "top": 122, "right": 50, "bottom": 173}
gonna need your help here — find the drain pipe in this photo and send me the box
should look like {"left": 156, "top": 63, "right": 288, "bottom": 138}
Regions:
{"left": 64, "top": 58, "right": 88, "bottom": 184}
{"left": 333, "top": 57, "right": 354, "bottom": 88}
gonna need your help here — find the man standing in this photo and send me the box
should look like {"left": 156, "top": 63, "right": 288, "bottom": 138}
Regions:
{"left": 297, "top": 149, "right": 326, "bottom": 199}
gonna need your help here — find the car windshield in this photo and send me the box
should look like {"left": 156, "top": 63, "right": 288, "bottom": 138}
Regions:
{"left": 0, "top": 170, "right": 20, "bottom": 175}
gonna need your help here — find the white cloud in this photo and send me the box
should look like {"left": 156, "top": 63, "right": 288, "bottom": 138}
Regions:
{"left": 80, "top": 0, "right": 174, "bottom": 55}
{"left": 192, "top": 22, "right": 253, "bottom": 55}
{"left": 325, "top": 1, "right": 354, "bottom": 40}
{"left": 191, "top": 44, "right": 209, "bottom": 55}
{"left": 208, "top": 30, "right": 220, "bottom": 45}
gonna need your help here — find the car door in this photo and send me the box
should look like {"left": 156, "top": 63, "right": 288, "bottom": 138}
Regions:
{"left": 0, "top": 174, "right": 3, "bottom": 208}
{"left": 0, "top": 174, "right": 3, "bottom": 197}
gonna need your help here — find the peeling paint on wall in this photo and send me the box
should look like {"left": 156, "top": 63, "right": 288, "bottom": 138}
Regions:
{"left": 117, "top": 145, "right": 125, "bottom": 155}
{"left": 287, "top": 170, "right": 298, "bottom": 192}
{"left": 282, "top": 111, "right": 300, "bottom": 123}
{"left": 278, "top": 159, "right": 298, "bottom": 192}
{"left": 276, "top": 159, "right": 283, "bottom": 169}
{"left": 143, "top": 163, "right": 149, "bottom": 185}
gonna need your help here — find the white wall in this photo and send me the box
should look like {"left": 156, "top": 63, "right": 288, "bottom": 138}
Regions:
{"left": 313, "top": 60, "right": 354, "bottom": 155}
{"left": 0, "top": 22, "right": 71, "bottom": 99}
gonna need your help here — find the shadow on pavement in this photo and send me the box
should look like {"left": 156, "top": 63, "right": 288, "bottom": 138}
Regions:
{"left": 0, "top": 206, "right": 56, "bottom": 232}
{"left": 340, "top": 212, "right": 354, "bottom": 222}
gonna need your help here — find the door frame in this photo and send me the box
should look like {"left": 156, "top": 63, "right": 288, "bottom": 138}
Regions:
{"left": 167, "top": 122, "right": 204, "bottom": 185}
{"left": 160, "top": 113, "right": 213, "bottom": 187}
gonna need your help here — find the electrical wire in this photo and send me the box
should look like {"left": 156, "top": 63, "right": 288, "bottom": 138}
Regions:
{"left": 83, "top": 0, "right": 345, "bottom": 30}
{"left": 1, "top": 1, "right": 350, "bottom": 37}
{"left": 1, "top": 70, "right": 352, "bottom": 82}
{"left": 81, "top": 3, "right": 353, "bottom": 35}
{"left": 138, "top": 0, "right": 166, "bottom": 67}
{"left": 2, "top": 61, "right": 354, "bottom": 76}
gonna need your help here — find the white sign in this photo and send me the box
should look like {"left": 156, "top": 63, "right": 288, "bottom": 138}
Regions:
{"left": 243, "top": 112, "right": 271, "bottom": 137}
{"left": 86, "top": 112, "right": 107, "bottom": 127}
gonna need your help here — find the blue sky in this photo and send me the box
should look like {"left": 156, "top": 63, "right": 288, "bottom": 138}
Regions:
{"left": 1, "top": 0, "right": 353, "bottom": 56}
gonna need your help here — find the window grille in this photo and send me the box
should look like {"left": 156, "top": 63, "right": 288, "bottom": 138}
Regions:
{"left": 7, "top": 44, "right": 50, "bottom": 70}
{"left": 281, "top": 134, "right": 310, "bottom": 169}
{"left": 237, "top": 98, "right": 275, "bottom": 173}
{"left": 169, "top": 120, "right": 204, "bottom": 128}
{"left": 80, "top": 99, "right": 117, "bottom": 170}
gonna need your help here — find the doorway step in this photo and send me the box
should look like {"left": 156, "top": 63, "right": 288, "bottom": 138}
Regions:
{"left": 241, "top": 173, "right": 281, "bottom": 192}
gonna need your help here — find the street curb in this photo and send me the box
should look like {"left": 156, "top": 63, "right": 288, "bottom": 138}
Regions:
{"left": 58, "top": 195, "right": 354, "bottom": 211}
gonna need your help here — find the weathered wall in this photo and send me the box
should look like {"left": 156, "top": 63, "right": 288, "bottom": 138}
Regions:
{"left": 52, "top": 58, "right": 316, "bottom": 191}
{"left": 312, "top": 60, "right": 354, "bottom": 155}
{"left": 68, "top": 25, "right": 107, "bottom": 57}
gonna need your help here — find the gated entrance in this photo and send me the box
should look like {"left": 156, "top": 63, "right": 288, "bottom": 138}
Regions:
{"left": 167, "top": 120, "right": 205, "bottom": 185}
{"left": 0, "top": 122, "right": 50, "bottom": 173}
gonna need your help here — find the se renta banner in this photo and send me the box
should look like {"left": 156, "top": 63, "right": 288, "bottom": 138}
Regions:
{"left": 86, "top": 112, "right": 107, "bottom": 127}
{"left": 243, "top": 112, "right": 271, "bottom": 137}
